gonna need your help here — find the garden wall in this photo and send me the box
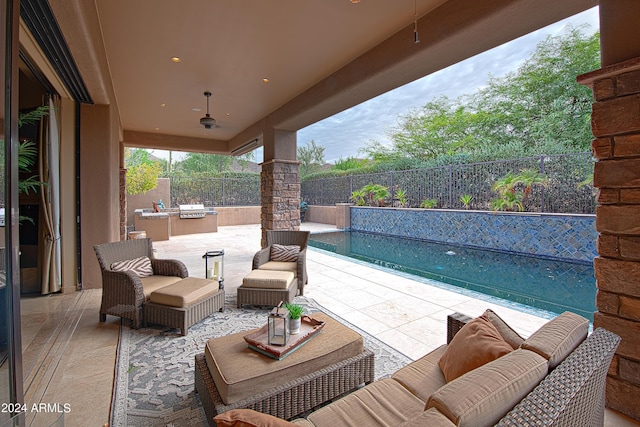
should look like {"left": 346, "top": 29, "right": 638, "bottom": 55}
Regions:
{"left": 304, "top": 205, "right": 335, "bottom": 225}
{"left": 349, "top": 207, "right": 597, "bottom": 263}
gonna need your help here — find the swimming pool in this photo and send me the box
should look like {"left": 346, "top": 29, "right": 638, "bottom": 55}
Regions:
{"left": 308, "top": 230, "right": 596, "bottom": 321}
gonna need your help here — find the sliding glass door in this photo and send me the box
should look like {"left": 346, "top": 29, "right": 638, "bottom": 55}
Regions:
{"left": 1, "top": 0, "right": 24, "bottom": 423}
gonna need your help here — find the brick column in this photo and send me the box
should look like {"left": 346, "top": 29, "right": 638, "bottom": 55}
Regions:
{"left": 579, "top": 57, "right": 640, "bottom": 421}
{"left": 260, "top": 159, "right": 301, "bottom": 246}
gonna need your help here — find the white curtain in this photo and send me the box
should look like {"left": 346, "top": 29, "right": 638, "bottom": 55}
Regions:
{"left": 39, "top": 95, "right": 62, "bottom": 294}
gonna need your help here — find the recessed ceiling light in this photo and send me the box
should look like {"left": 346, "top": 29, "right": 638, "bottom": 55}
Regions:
{"left": 262, "top": 78, "right": 270, "bottom": 83}
{"left": 350, "top": 0, "right": 360, "bottom": 3}
{"left": 155, "top": 127, "right": 160, "bottom": 130}
{"left": 192, "top": 108, "right": 202, "bottom": 112}
{"left": 160, "top": 103, "right": 166, "bottom": 107}
{"left": 226, "top": 113, "right": 231, "bottom": 116}
{"left": 171, "top": 56, "right": 182, "bottom": 63}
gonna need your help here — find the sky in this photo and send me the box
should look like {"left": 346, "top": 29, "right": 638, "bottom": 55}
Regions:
{"left": 150, "top": 6, "right": 599, "bottom": 164}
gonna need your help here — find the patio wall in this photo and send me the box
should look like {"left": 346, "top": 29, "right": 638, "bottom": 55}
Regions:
{"left": 349, "top": 207, "right": 597, "bottom": 263}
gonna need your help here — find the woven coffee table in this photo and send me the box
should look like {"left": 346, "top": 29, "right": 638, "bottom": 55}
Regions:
{"left": 194, "top": 312, "right": 374, "bottom": 424}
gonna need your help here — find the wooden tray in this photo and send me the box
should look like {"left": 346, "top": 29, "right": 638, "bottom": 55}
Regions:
{"left": 243, "top": 315, "right": 326, "bottom": 360}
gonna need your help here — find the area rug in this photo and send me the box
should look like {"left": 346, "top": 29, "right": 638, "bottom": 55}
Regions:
{"left": 111, "top": 295, "right": 413, "bottom": 427}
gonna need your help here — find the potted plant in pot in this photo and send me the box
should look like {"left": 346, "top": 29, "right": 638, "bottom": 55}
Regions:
{"left": 284, "top": 302, "right": 304, "bottom": 334}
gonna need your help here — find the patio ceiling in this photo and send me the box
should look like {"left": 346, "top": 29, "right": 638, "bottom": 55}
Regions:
{"left": 48, "top": 0, "right": 597, "bottom": 155}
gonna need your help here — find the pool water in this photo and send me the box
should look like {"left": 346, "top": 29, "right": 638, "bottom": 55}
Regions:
{"left": 308, "top": 231, "right": 596, "bottom": 321}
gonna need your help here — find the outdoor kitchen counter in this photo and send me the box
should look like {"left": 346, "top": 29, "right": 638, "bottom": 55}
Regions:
{"left": 133, "top": 209, "right": 218, "bottom": 241}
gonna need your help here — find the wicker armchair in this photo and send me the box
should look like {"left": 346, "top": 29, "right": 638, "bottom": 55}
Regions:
{"left": 252, "top": 230, "right": 310, "bottom": 296}
{"left": 94, "top": 238, "right": 188, "bottom": 328}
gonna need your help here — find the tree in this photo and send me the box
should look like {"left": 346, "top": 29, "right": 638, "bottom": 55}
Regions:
{"left": 124, "top": 148, "right": 162, "bottom": 195}
{"left": 235, "top": 152, "right": 256, "bottom": 172}
{"left": 298, "top": 140, "right": 325, "bottom": 177}
{"left": 363, "top": 26, "right": 600, "bottom": 163}
{"left": 176, "top": 152, "right": 233, "bottom": 175}
{"left": 478, "top": 26, "right": 599, "bottom": 153}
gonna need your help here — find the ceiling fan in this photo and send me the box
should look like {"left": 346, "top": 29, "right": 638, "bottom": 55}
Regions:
{"left": 199, "top": 91, "right": 218, "bottom": 129}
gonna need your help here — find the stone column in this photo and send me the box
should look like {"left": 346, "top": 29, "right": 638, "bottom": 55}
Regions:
{"left": 260, "top": 128, "right": 300, "bottom": 246}
{"left": 578, "top": 57, "right": 640, "bottom": 420}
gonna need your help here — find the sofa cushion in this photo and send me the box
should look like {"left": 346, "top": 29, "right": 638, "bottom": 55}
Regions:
{"left": 392, "top": 344, "right": 447, "bottom": 402}
{"left": 291, "top": 420, "right": 314, "bottom": 427}
{"left": 214, "top": 409, "right": 298, "bottom": 427}
{"left": 427, "top": 349, "right": 548, "bottom": 427}
{"left": 397, "top": 408, "right": 456, "bottom": 427}
{"left": 520, "top": 311, "right": 589, "bottom": 369}
{"left": 438, "top": 315, "right": 513, "bottom": 382}
{"left": 306, "top": 378, "right": 425, "bottom": 427}
{"left": 483, "top": 309, "right": 524, "bottom": 349}
{"left": 111, "top": 255, "right": 153, "bottom": 277}
{"left": 270, "top": 244, "right": 300, "bottom": 262}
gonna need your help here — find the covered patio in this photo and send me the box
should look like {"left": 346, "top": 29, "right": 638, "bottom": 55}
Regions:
{"left": 2, "top": 0, "right": 640, "bottom": 424}
{"left": 20, "top": 224, "right": 639, "bottom": 426}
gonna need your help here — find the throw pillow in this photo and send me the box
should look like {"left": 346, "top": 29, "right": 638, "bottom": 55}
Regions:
{"left": 110, "top": 256, "right": 154, "bottom": 278}
{"left": 483, "top": 309, "right": 525, "bottom": 350}
{"left": 438, "top": 314, "right": 513, "bottom": 382}
{"left": 214, "top": 409, "right": 298, "bottom": 427}
{"left": 270, "top": 244, "right": 300, "bottom": 262}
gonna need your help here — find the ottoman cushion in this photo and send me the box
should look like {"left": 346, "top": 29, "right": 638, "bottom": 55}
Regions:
{"left": 242, "top": 270, "right": 295, "bottom": 289}
{"left": 204, "top": 313, "right": 364, "bottom": 405}
{"left": 149, "top": 277, "right": 219, "bottom": 308}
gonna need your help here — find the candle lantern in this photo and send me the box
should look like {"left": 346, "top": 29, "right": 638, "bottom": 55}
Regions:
{"left": 203, "top": 250, "right": 225, "bottom": 289}
{"left": 268, "top": 303, "right": 290, "bottom": 346}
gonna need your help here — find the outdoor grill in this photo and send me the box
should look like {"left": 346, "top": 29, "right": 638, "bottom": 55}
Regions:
{"left": 179, "top": 204, "right": 206, "bottom": 219}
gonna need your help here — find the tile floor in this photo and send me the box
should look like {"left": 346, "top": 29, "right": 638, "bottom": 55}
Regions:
{"left": 18, "top": 223, "right": 639, "bottom": 426}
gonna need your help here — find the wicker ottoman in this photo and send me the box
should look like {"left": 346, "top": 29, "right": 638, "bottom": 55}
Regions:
{"left": 143, "top": 277, "right": 225, "bottom": 335}
{"left": 237, "top": 270, "right": 297, "bottom": 308}
{"left": 194, "top": 312, "right": 374, "bottom": 424}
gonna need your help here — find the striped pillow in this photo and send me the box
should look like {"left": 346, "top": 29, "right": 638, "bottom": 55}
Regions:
{"left": 111, "top": 256, "right": 154, "bottom": 278}
{"left": 270, "top": 244, "right": 300, "bottom": 262}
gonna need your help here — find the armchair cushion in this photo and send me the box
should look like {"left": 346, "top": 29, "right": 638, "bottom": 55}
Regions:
{"left": 437, "top": 314, "right": 513, "bottom": 382}
{"left": 110, "top": 255, "right": 153, "bottom": 278}
{"left": 258, "top": 261, "right": 298, "bottom": 276}
{"left": 270, "top": 244, "right": 300, "bottom": 262}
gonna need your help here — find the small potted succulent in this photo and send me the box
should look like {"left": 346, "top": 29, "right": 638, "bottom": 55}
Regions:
{"left": 284, "top": 302, "right": 304, "bottom": 334}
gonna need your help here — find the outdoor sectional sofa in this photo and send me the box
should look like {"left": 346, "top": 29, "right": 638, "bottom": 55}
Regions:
{"left": 213, "top": 309, "right": 621, "bottom": 427}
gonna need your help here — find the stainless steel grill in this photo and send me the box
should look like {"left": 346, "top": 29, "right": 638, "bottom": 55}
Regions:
{"left": 179, "top": 204, "right": 206, "bottom": 219}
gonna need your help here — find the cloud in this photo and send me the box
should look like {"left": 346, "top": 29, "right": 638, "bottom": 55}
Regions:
{"left": 299, "top": 7, "right": 599, "bottom": 163}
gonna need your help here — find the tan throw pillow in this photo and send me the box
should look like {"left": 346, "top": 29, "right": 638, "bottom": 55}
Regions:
{"left": 214, "top": 409, "right": 297, "bottom": 427}
{"left": 110, "top": 256, "right": 153, "bottom": 278}
{"left": 483, "top": 309, "right": 525, "bottom": 350}
{"left": 270, "top": 244, "right": 300, "bottom": 262}
{"left": 438, "top": 314, "right": 513, "bottom": 382}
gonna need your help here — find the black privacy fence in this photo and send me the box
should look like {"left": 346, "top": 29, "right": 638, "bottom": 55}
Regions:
{"left": 167, "top": 153, "right": 595, "bottom": 214}
{"left": 301, "top": 153, "right": 596, "bottom": 214}
{"left": 170, "top": 175, "right": 261, "bottom": 207}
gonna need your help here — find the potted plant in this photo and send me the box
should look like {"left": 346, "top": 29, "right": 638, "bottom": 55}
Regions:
{"left": 299, "top": 201, "right": 309, "bottom": 223}
{"left": 284, "top": 302, "right": 304, "bottom": 334}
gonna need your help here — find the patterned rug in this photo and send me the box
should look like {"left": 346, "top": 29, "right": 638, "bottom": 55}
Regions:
{"left": 111, "top": 295, "right": 413, "bottom": 427}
